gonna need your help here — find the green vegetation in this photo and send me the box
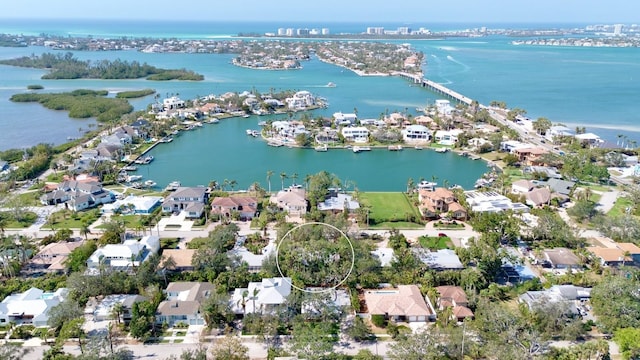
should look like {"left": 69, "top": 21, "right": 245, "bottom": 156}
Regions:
{"left": 27, "top": 84, "right": 44, "bottom": 90}
{"left": 418, "top": 236, "right": 453, "bottom": 250}
{"left": 0, "top": 211, "right": 37, "bottom": 228}
{"left": 10, "top": 89, "right": 133, "bottom": 122}
{"left": 369, "top": 221, "right": 424, "bottom": 229}
{"left": 115, "top": 88, "right": 156, "bottom": 99}
{"left": 0, "top": 52, "right": 204, "bottom": 81}
{"left": 359, "top": 192, "right": 421, "bottom": 225}
{"left": 47, "top": 209, "right": 100, "bottom": 230}
{"left": 0, "top": 143, "right": 54, "bottom": 181}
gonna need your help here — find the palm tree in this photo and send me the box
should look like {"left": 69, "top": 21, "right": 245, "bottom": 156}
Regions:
{"left": 280, "top": 172, "right": 287, "bottom": 190}
{"left": 406, "top": 177, "right": 415, "bottom": 193}
{"left": 266, "top": 170, "right": 273, "bottom": 194}
{"left": 229, "top": 180, "right": 237, "bottom": 192}
{"left": 80, "top": 222, "right": 91, "bottom": 240}
{"left": 111, "top": 303, "right": 124, "bottom": 325}
{"left": 291, "top": 172, "right": 298, "bottom": 186}
{"left": 222, "top": 179, "right": 229, "bottom": 191}
{"left": 304, "top": 174, "right": 312, "bottom": 191}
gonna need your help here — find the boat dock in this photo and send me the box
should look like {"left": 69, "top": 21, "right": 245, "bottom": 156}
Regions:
{"left": 393, "top": 71, "right": 474, "bottom": 105}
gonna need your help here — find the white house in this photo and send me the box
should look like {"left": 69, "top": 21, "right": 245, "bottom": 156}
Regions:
{"left": 286, "top": 91, "right": 315, "bottom": 109}
{"left": 434, "top": 129, "right": 462, "bottom": 146}
{"left": 229, "top": 241, "right": 276, "bottom": 273}
{"left": 90, "top": 294, "right": 146, "bottom": 322}
{"left": 163, "top": 96, "right": 185, "bottom": 110}
{"left": 231, "top": 277, "right": 292, "bottom": 315}
{"left": 575, "top": 133, "right": 603, "bottom": 145}
{"left": 511, "top": 179, "right": 535, "bottom": 194}
{"left": 435, "top": 99, "right": 453, "bottom": 116}
{"left": 333, "top": 112, "right": 358, "bottom": 126}
{"left": 341, "top": 127, "right": 369, "bottom": 142}
{"left": 0, "top": 287, "right": 68, "bottom": 327}
{"left": 546, "top": 126, "right": 575, "bottom": 141}
{"left": 269, "top": 187, "right": 308, "bottom": 216}
{"left": 86, "top": 235, "right": 160, "bottom": 273}
{"left": 161, "top": 187, "right": 207, "bottom": 218}
{"left": 464, "top": 190, "right": 530, "bottom": 213}
{"left": 402, "top": 124, "right": 432, "bottom": 142}
{"left": 318, "top": 191, "right": 360, "bottom": 212}
{"left": 101, "top": 195, "right": 162, "bottom": 215}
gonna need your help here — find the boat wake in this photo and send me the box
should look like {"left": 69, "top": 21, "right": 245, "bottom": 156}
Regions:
{"left": 446, "top": 55, "right": 471, "bottom": 72}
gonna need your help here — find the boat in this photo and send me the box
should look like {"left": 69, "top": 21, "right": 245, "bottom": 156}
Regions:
{"left": 326, "top": 82, "right": 336, "bottom": 87}
{"left": 208, "top": 118, "right": 220, "bottom": 124}
{"left": 251, "top": 130, "right": 259, "bottom": 137}
{"left": 388, "top": 145, "right": 403, "bottom": 151}
{"left": 246, "top": 129, "right": 254, "bottom": 135}
{"left": 417, "top": 181, "right": 437, "bottom": 191}
{"left": 353, "top": 146, "right": 371, "bottom": 153}
{"left": 165, "top": 181, "right": 181, "bottom": 191}
{"left": 414, "top": 145, "right": 423, "bottom": 150}
{"left": 243, "top": 114, "right": 251, "bottom": 118}
{"left": 258, "top": 121, "right": 267, "bottom": 126}
{"left": 122, "top": 165, "right": 137, "bottom": 171}
{"left": 268, "top": 141, "right": 283, "bottom": 147}
{"left": 130, "top": 182, "right": 143, "bottom": 189}
{"left": 142, "top": 155, "right": 154, "bottom": 164}
{"left": 435, "top": 147, "right": 449, "bottom": 153}
{"left": 144, "top": 180, "right": 157, "bottom": 188}
{"left": 127, "top": 175, "right": 143, "bottom": 182}
{"left": 315, "top": 144, "right": 328, "bottom": 152}
{"left": 160, "top": 137, "right": 173, "bottom": 143}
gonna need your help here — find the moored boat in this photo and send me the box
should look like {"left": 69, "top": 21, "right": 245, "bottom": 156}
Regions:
{"left": 122, "top": 165, "right": 137, "bottom": 171}
{"left": 127, "top": 175, "right": 143, "bottom": 182}
{"left": 388, "top": 145, "right": 403, "bottom": 151}
{"left": 353, "top": 146, "right": 371, "bottom": 153}
{"left": 435, "top": 147, "right": 449, "bottom": 153}
{"left": 165, "top": 181, "right": 181, "bottom": 191}
{"left": 144, "top": 180, "right": 157, "bottom": 187}
{"left": 315, "top": 144, "right": 328, "bottom": 152}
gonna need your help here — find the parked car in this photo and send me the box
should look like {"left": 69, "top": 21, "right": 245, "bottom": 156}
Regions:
{"left": 438, "top": 233, "right": 448, "bottom": 237}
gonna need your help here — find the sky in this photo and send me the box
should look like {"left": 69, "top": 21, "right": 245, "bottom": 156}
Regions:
{"left": 1, "top": 0, "right": 638, "bottom": 23}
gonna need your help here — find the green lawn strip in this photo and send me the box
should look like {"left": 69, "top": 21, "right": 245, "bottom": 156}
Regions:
{"left": 175, "top": 331, "right": 186, "bottom": 336}
{"left": 14, "top": 191, "right": 42, "bottom": 207}
{"left": 47, "top": 209, "right": 101, "bottom": 229}
{"left": 359, "top": 192, "right": 421, "bottom": 224}
{"left": 95, "top": 214, "right": 144, "bottom": 229}
{"left": 369, "top": 221, "right": 424, "bottom": 230}
{"left": 1, "top": 211, "right": 38, "bottom": 228}
{"left": 418, "top": 236, "right": 453, "bottom": 250}
{"left": 607, "top": 196, "right": 636, "bottom": 217}
{"left": 173, "top": 339, "right": 184, "bottom": 343}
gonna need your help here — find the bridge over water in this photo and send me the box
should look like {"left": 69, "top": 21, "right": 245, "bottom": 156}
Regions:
{"left": 393, "top": 71, "right": 474, "bottom": 106}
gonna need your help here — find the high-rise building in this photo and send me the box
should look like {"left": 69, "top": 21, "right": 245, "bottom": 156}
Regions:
{"left": 277, "top": 28, "right": 286, "bottom": 36}
{"left": 614, "top": 24, "right": 624, "bottom": 36}
{"left": 285, "top": 28, "right": 294, "bottom": 36}
{"left": 321, "top": 28, "right": 330, "bottom": 35}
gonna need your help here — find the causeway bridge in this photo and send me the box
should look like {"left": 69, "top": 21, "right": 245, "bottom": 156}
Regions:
{"left": 393, "top": 71, "right": 474, "bottom": 106}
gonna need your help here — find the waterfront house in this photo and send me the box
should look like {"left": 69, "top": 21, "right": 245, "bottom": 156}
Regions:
{"left": 413, "top": 249, "right": 464, "bottom": 271}
{"left": 464, "top": 190, "right": 530, "bottom": 213}
{"left": 101, "top": 195, "right": 162, "bottom": 215}
{"left": 333, "top": 112, "right": 358, "bottom": 126}
{"left": 317, "top": 189, "right": 360, "bottom": 213}
{"left": 229, "top": 241, "right": 276, "bottom": 273}
{"left": 230, "top": 277, "right": 292, "bottom": 315}
{"left": 435, "top": 286, "right": 474, "bottom": 322}
{"left": 523, "top": 166, "right": 562, "bottom": 179}
{"left": 40, "top": 179, "right": 114, "bottom": 211}
{"left": 434, "top": 129, "right": 462, "bottom": 146}
{"left": 402, "top": 124, "right": 432, "bottom": 142}
{"left": 161, "top": 249, "right": 197, "bottom": 272}
{"left": 156, "top": 282, "right": 214, "bottom": 326}
{"left": 28, "top": 241, "right": 83, "bottom": 273}
{"left": 341, "top": 127, "right": 370, "bottom": 142}
{"left": 269, "top": 187, "right": 307, "bottom": 216}
{"left": 210, "top": 196, "right": 258, "bottom": 220}
{"left": 539, "top": 248, "right": 582, "bottom": 269}
{"left": 96, "top": 143, "right": 122, "bottom": 160}
{"left": 0, "top": 287, "right": 68, "bottom": 327}
{"left": 286, "top": 91, "right": 316, "bottom": 110}
{"left": 587, "top": 242, "right": 640, "bottom": 267}
{"left": 546, "top": 125, "right": 575, "bottom": 142}
{"left": 90, "top": 294, "right": 146, "bottom": 323}
{"left": 163, "top": 96, "right": 185, "bottom": 111}
{"left": 575, "top": 133, "right": 603, "bottom": 146}
{"left": 418, "top": 188, "right": 467, "bottom": 220}
{"left": 363, "top": 285, "right": 436, "bottom": 323}
{"left": 86, "top": 235, "right": 160, "bottom": 274}
{"left": 161, "top": 187, "right": 207, "bottom": 218}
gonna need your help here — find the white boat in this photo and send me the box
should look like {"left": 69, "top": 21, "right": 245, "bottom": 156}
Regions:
{"left": 388, "top": 145, "right": 403, "bottom": 151}
{"left": 165, "top": 181, "right": 181, "bottom": 191}
{"left": 315, "top": 144, "right": 328, "bottom": 152}
{"left": 246, "top": 129, "right": 254, "bottom": 135}
{"left": 243, "top": 114, "right": 251, "bottom": 118}
{"left": 353, "top": 146, "right": 371, "bottom": 153}
{"left": 208, "top": 118, "right": 220, "bottom": 124}
{"left": 144, "top": 180, "right": 157, "bottom": 187}
{"left": 327, "top": 82, "right": 336, "bottom": 87}
{"left": 417, "top": 181, "right": 437, "bottom": 191}
{"left": 268, "top": 141, "right": 283, "bottom": 147}
{"left": 414, "top": 146, "right": 423, "bottom": 150}
{"left": 127, "top": 175, "right": 143, "bottom": 182}
{"left": 251, "top": 130, "right": 259, "bottom": 137}
{"left": 435, "top": 147, "right": 449, "bottom": 153}
{"left": 142, "top": 155, "right": 154, "bottom": 164}
{"left": 258, "top": 121, "right": 267, "bottom": 126}
{"left": 122, "top": 165, "right": 137, "bottom": 171}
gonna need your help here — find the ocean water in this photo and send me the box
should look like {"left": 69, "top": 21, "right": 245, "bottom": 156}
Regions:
{"left": 0, "top": 20, "right": 638, "bottom": 189}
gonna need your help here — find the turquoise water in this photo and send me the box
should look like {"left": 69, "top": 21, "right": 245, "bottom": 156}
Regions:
{"left": 1, "top": 20, "right": 639, "bottom": 189}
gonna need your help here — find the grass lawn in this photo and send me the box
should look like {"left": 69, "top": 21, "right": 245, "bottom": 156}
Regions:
{"left": 96, "top": 214, "right": 145, "bottom": 229}
{"left": 1, "top": 211, "right": 37, "bottom": 228}
{"left": 359, "top": 192, "right": 421, "bottom": 225}
{"left": 418, "top": 236, "right": 453, "bottom": 250}
{"left": 48, "top": 209, "right": 101, "bottom": 229}
{"left": 161, "top": 237, "right": 180, "bottom": 250}
{"left": 369, "top": 221, "right": 424, "bottom": 230}
{"left": 175, "top": 331, "right": 186, "bottom": 337}
{"left": 608, "top": 196, "right": 636, "bottom": 217}
{"left": 174, "top": 339, "right": 184, "bottom": 343}
{"left": 14, "top": 191, "right": 42, "bottom": 207}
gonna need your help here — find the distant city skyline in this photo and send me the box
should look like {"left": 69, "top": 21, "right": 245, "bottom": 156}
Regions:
{"left": 2, "top": 0, "right": 639, "bottom": 23}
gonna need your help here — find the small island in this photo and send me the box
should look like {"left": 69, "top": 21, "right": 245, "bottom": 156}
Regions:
{"left": 0, "top": 52, "right": 204, "bottom": 81}
{"left": 10, "top": 89, "right": 133, "bottom": 122}
{"left": 115, "top": 89, "right": 156, "bottom": 99}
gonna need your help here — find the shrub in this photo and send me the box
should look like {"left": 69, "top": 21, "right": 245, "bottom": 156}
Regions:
{"left": 370, "top": 314, "right": 386, "bottom": 328}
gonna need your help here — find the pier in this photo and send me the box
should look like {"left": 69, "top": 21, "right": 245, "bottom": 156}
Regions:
{"left": 393, "top": 71, "right": 474, "bottom": 105}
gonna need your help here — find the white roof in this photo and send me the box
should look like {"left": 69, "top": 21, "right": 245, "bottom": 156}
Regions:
{"left": 88, "top": 236, "right": 159, "bottom": 268}
{"left": 413, "top": 249, "right": 464, "bottom": 270}
{"left": 231, "top": 277, "right": 291, "bottom": 314}
{"left": 575, "top": 133, "right": 601, "bottom": 140}
{"left": 0, "top": 287, "right": 68, "bottom": 324}
{"left": 318, "top": 193, "right": 360, "bottom": 211}
{"left": 102, "top": 195, "right": 162, "bottom": 213}
{"left": 229, "top": 241, "right": 276, "bottom": 268}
